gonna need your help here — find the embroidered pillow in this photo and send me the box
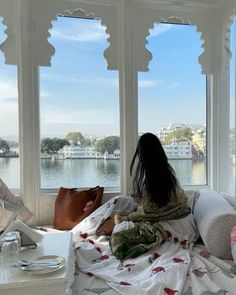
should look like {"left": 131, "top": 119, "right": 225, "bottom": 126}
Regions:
{"left": 194, "top": 188, "right": 236, "bottom": 259}
{"left": 231, "top": 225, "right": 236, "bottom": 263}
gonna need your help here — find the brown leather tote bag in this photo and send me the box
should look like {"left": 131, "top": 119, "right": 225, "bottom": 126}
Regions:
{"left": 53, "top": 185, "right": 104, "bottom": 230}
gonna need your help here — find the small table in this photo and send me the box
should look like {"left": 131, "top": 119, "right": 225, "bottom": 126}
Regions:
{"left": 0, "top": 231, "right": 75, "bottom": 295}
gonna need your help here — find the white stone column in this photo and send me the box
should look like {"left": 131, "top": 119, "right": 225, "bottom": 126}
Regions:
{"left": 118, "top": 0, "right": 138, "bottom": 195}
{"left": 211, "top": 13, "right": 231, "bottom": 192}
{"left": 16, "top": 0, "right": 41, "bottom": 224}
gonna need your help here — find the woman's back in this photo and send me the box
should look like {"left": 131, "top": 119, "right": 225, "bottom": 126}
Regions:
{"left": 130, "top": 133, "right": 178, "bottom": 207}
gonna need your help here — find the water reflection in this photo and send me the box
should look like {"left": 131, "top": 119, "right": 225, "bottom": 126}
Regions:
{"left": 0, "top": 158, "right": 20, "bottom": 187}
{"left": 1, "top": 158, "right": 208, "bottom": 189}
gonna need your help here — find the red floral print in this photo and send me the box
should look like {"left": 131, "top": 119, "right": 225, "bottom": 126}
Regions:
{"left": 192, "top": 269, "right": 207, "bottom": 277}
{"left": 153, "top": 252, "right": 161, "bottom": 259}
{"left": 152, "top": 266, "right": 165, "bottom": 273}
{"left": 80, "top": 232, "right": 88, "bottom": 239}
{"left": 164, "top": 287, "right": 179, "bottom": 295}
{"left": 165, "top": 230, "right": 172, "bottom": 239}
{"left": 96, "top": 246, "right": 102, "bottom": 253}
{"left": 173, "top": 257, "right": 185, "bottom": 263}
{"left": 180, "top": 240, "right": 188, "bottom": 247}
{"left": 100, "top": 255, "right": 109, "bottom": 260}
{"left": 120, "top": 281, "right": 131, "bottom": 286}
{"left": 86, "top": 272, "right": 94, "bottom": 277}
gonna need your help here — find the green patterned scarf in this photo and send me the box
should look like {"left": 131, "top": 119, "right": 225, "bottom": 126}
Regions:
{"left": 110, "top": 187, "right": 191, "bottom": 261}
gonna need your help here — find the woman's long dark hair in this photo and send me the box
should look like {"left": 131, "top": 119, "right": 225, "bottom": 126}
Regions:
{"left": 130, "top": 133, "right": 177, "bottom": 207}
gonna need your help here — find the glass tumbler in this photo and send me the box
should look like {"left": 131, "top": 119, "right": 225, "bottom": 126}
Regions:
{"left": 5, "top": 231, "right": 21, "bottom": 250}
{"left": 0, "top": 234, "right": 20, "bottom": 266}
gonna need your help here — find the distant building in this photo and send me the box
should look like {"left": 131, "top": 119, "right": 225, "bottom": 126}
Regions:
{"left": 104, "top": 149, "right": 120, "bottom": 159}
{"left": 192, "top": 128, "right": 206, "bottom": 157}
{"left": 156, "top": 122, "right": 206, "bottom": 159}
{"left": 163, "top": 142, "right": 192, "bottom": 159}
{"left": 58, "top": 145, "right": 102, "bottom": 159}
{"left": 58, "top": 145, "right": 120, "bottom": 159}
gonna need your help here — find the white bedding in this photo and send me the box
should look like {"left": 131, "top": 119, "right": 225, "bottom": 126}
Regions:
{"left": 71, "top": 196, "right": 236, "bottom": 295}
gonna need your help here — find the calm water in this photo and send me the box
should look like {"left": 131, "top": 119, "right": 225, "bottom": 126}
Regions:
{"left": 0, "top": 157, "right": 207, "bottom": 189}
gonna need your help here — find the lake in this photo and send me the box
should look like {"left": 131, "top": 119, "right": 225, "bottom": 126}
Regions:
{"left": 0, "top": 157, "right": 208, "bottom": 189}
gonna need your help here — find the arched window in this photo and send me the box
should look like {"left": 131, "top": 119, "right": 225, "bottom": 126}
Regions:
{"left": 0, "top": 18, "right": 19, "bottom": 190}
{"left": 138, "top": 22, "right": 206, "bottom": 185}
{"left": 39, "top": 14, "right": 120, "bottom": 191}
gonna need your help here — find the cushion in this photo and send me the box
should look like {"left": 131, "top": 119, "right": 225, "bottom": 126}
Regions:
{"left": 194, "top": 188, "right": 236, "bottom": 259}
{"left": 231, "top": 225, "right": 236, "bottom": 263}
{"left": 53, "top": 185, "right": 104, "bottom": 230}
{"left": 0, "top": 178, "right": 33, "bottom": 222}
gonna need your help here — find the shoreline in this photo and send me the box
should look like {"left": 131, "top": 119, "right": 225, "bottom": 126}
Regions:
{"left": 0, "top": 154, "right": 19, "bottom": 158}
{"left": 0, "top": 155, "right": 206, "bottom": 160}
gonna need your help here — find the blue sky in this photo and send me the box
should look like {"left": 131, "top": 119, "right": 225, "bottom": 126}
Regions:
{"left": 0, "top": 16, "right": 223, "bottom": 140}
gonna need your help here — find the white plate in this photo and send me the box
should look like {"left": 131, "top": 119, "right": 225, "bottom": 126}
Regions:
{"left": 23, "top": 255, "right": 65, "bottom": 275}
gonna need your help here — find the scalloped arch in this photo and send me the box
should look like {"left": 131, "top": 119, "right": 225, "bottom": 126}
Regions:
{"left": 0, "top": 15, "right": 7, "bottom": 42}
{"left": 224, "top": 12, "right": 235, "bottom": 71}
{"left": 48, "top": 7, "right": 111, "bottom": 68}
{"left": 146, "top": 15, "right": 206, "bottom": 74}
{"left": 0, "top": 15, "right": 15, "bottom": 64}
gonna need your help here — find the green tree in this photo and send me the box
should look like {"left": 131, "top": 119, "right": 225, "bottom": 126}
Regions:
{"left": 164, "top": 128, "right": 193, "bottom": 144}
{"left": 8, "top": 141, "right": 18, "bottom": 148}
{"left": 94, "top": 136, "right": 120, "bottom": 154}
{"left": 0, "top": 139, "right": 10, "bottom": 153}
{"left": 83, "top": 137, "right": 92, "bottom": 146}
{"left": 65, "top": 132, "right": 85, "bottom": 146}
{"left": 41, "top": 138, "right": 69, "bottom": 154}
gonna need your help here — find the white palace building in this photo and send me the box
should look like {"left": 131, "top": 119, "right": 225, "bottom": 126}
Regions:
{"left": 57, "top": 143, "right": 192, "bottom": 160}
{"left": 58, "top": 145, "right": 121, "bottom": 160}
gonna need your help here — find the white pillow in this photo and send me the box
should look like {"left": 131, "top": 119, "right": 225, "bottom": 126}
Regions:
{"left": 194, "top": 188, "right": 236, "bottom": 260}
{"left": 0, "top": 178, "right": 33, "bottom": 222}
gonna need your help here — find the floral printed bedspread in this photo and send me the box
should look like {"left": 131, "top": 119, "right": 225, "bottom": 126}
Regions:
{"left": 71, "top": 196, "right": 236, "bottom": 295}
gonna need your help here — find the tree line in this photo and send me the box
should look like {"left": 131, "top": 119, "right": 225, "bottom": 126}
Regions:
{"left": 0, "top": 139, "right": 11, "bottom": 153}
{"left": 0, "top": 128, "right": 195, "bottom": 155}
{"left": 41, "top": 132, "right": 120, "bottom": 155}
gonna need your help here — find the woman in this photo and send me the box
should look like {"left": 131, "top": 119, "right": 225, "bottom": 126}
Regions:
{"left": 109, "top": 133, "right": 191, "bottom": 260}
{"left": 71, "top": 137, "right": 234, "bottom": 295}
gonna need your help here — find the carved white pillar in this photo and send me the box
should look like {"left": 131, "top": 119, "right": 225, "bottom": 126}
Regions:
{"left": 16, "top": 0, "right": 41, "bottom": 224}
{"left": 119, "top": 0, "right": 138, "bottom": 195}
{"left": 210, "top": 11, "right": 231, "bottom": 193}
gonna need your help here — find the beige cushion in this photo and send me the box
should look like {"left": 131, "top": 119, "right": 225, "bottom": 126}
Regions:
{"left": 194, "top": 188, "right": 236, "bottom": 260}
